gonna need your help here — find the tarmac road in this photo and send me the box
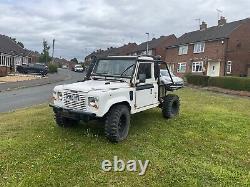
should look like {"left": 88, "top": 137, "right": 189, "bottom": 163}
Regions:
{"left": 0, "top": 69, "right": 85, "bottom": 113}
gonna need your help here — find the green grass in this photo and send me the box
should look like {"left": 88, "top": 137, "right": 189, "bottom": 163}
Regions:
{"left": 0, "top": 88, "right": 250, "bottom": 186}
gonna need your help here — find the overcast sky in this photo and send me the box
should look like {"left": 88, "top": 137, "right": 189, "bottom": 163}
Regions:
{"left": 0, "top": 0, "right": 249, "bottom": 61}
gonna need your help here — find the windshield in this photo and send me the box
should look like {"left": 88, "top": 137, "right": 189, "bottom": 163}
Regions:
{"left": 93, "top": 59, "right": 136, "bottom": 77}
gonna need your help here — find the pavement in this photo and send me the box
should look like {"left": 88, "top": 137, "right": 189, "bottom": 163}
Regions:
{"left": 0, "top": 69, "right": 85, "bottom": 113}
{"left": 0, "top": 69, "right": 71, "bottom": 92}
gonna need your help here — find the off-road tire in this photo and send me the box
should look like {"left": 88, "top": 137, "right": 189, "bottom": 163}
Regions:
{"left": 55, "top": 112, "right": 79, "bottom": 128}
{"left": 162, "top": 94, "right": 180, "bottom": 119}
{"left": 105, "top": 105, "right": 130, "bottom": 143}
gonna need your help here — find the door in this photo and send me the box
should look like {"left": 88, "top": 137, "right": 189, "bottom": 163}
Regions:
{"left": 207, "top": 61, "right": 220, "bottom": 77}
{"left": 135, "top": 62, "right": 158, "bottom": 109}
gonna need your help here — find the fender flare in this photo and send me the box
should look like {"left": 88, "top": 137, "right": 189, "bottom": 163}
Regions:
{"left": 102, "top": 97, "right": 131, "bottom": 116}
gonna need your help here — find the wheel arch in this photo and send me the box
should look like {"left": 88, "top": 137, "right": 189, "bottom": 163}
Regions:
{"left": 102, "top": 99, "right": 131, "bottom": 117}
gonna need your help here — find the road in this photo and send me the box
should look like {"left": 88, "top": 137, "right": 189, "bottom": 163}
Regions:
{"left": 0, "top": 69, "right": 84, "bottom": 113}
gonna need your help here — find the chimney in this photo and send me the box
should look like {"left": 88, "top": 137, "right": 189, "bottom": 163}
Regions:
{"left": 200, "top": 21, "right": 207, "bottom": 31}
{"left": 218, "top": 16, "right": 227, "bottom": 26}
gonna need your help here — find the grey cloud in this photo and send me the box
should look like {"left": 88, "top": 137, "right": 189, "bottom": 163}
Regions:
{"left": 0, "top": 0, "right": 249, "bottom": 61}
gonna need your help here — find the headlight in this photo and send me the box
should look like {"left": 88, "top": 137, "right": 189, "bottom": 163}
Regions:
{"left": 53, "top": 91, "right": 63, "bottom": 101}
{"left": 58, "top": 92, "right": 63, "bottom": 100}
{"left": 88, "top": 97, "right": 99, "bottom": 109}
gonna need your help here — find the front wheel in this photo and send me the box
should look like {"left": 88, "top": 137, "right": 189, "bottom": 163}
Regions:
{"left": 162, "top": 94, "right": 180, "bottom": 119}
{"left": 105, "top": 105, "right": 130, "bottom": 143}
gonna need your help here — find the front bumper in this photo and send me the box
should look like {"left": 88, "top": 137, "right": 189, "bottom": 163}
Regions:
{"left": 49, "top": 104, "right": 96, "bottom": 121}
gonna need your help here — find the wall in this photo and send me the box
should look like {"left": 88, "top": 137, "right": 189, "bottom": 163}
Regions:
{"left": 166, "top": 40, "right": 226, "bottom": 77}
{"left": 227, "top": 20, "right": 250, "bottom": 76}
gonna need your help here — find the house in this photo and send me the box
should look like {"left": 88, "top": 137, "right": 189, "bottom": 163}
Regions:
{"left": 84, "top": 43, "right": 137, "bottom": 65}
{"left": 166, "top": 17, "right": 250, "bottom": 77}
{"left": 54, "top": 57, "right": 76, "bottom": 70}
{"left": 25, "top": 50, "right": 40, "bottom": 64}
{"left": 129, "top": 35, "right": 177, "bottom": 60}
{"left": 0, "top": 34, "right": 30, "bottom": 76}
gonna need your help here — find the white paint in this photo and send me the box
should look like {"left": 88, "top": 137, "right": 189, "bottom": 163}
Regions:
{"left": 207, "top": 61, "right": 220, "bottom": 77}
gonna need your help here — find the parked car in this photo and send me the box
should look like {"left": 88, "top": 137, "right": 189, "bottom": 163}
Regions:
{"left": 17, "top": 63, "right": 48, "bottom": 76}
{"left": 74, "top": 64, "right": 84, "bottom": 72}
{"left": 62, "top": 65, "right": 68, "bottom": 69}
{"left": 160, "top": 69, "right": 184, "bottom": 86}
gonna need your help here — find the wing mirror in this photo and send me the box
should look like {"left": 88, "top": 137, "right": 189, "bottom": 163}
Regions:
{"left": 138, "top": 74, "right": 146, "bottom": 83}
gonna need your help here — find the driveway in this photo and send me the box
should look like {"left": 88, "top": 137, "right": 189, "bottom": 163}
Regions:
{"left": 0, "top": 70, "right": 85, "bottom": 113}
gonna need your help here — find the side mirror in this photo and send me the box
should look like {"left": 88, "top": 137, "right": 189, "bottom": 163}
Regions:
{"left": 138, "top": 74, "right": 146, "bottom": 83}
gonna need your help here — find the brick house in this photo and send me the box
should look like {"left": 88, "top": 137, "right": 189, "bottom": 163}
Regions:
{"left": 0, "top": 34, "right": 30, "bottom": 76}
{"left": 129, "top": 35, "right": 177, "bottom": 60}
{"left": 84, "top": 43, "right": 137, "bottom": 66}
{"left": 166, "top": 17, "right": 250, "bottom": 77}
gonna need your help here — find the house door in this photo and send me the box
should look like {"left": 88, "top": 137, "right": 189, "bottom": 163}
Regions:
{"left": 135, "top": 62, "right": 158, "bottom": 109}
{"left": 207, "top": 62, "right": 220, "bottom": 77}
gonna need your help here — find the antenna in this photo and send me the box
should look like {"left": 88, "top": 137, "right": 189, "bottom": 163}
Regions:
{"left": 195, "top": 18, "right": 201, "bottom": 29}
{"left": 216, "top": 9, "right": 223, "bottom": 20}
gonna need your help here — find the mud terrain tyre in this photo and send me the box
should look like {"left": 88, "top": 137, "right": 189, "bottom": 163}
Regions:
{"left": 162, "top": 94, "right": 180, "bottom": 119}
{"left": 105, "top": 105, "right": 130, "bottom": 143}
{"left": 55, "top": 112, "right": 79, "bottom": 128}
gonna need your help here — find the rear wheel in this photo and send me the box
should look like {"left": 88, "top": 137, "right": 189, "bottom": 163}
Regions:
{"left": 54, "top": 112, "right": 79, "bottom": 128}
{"left": 162, "top": 94, "right": 180, "bottom": 119}
{"left": 105, "top": 105, "right": 130, "bottom": 143}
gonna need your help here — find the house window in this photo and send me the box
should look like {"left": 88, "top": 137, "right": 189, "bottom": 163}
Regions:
{"left": 194, "top": 42, "right": 205, "bottom": 53}
{"left": 178, "top": 45, "right": 188, "bottom": 55}
{"left": 192, "top": 61, "right": 203, "bottom": 72}
{"left": 177, "top": 63, "right": 187, "bottom": 73}
{"left": 227, "top": 61, "right": 232, "bottom": 74}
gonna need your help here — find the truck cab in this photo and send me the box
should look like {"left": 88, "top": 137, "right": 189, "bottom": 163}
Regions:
{"left": 50, "top": 56, "right": 182, "bottom": 142}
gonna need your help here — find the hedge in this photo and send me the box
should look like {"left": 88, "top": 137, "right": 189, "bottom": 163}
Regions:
{"left": 208, "top": 76, "right": 250, "bottom": 91}
{"left": 185, "top": 74, "right": 250, "bottom": 91}
{"left": 48, "top": 63, "right": 58, "bottom": 73}
{"left": 186, "top": 74, "right": 210, "bottom": 87}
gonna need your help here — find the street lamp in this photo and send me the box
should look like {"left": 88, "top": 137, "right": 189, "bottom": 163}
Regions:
{"left": 145, "top": 32, "right": 149, "bottom": 55}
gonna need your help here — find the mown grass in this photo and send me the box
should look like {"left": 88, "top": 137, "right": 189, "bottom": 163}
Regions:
{"left": 0, "top": 88, "right": 250, "bottom": 186}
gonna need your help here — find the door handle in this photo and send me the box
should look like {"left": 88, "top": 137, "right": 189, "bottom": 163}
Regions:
{"left": 150, "top": 89, "right": 152, "bottom": 94}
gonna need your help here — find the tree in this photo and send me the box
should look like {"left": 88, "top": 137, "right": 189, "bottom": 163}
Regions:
{"left": 17, "top": 41, "right": 24, "bottom": 48}
{"left": 10, "top": 38, "right": 25, "bottom": 48}
{"left": 39, "top": 40, "right": 52, "bottom": 63}
{"left": 70, "top": 58, "right": 78, "bottom": 64}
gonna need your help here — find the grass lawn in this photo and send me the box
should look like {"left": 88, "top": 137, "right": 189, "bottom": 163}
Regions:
{"left": 0, "top": 88, "right": 250, "bottom": 186}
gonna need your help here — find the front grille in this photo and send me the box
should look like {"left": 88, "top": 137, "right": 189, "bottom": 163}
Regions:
{"left": 63, "top": 90, "right": 87, "bottom": 111}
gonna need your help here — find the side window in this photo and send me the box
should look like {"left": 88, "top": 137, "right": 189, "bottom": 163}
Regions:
{"left": 137, "top": 63, "right": 152, "bottom": 79}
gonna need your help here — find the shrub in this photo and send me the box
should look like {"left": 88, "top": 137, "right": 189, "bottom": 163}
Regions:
{"left": 208, "top": 76, "right": 250, "bottom": 91}
{"left": 48, "top": 63, "right": 58, "bottom": 73}
{"left": 186, "top": 74, "right": 209, "bottom": 87}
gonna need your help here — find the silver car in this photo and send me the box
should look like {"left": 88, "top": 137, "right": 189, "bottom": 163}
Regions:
{"left": 160, "top": 69, "right": 184, "bottom": 86}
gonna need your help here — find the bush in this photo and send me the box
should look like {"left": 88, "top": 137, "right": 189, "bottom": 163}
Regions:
{"left": 208, "top": 76, "right": 250, "bottom": 91}
{"left": 48, "top": 63, "right": 58, "bottom": 73}
{"left": 186, "top": 74, "right": 209, "bottom": 87}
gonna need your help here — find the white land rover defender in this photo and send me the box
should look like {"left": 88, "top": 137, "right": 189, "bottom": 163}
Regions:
{"left": 50, "top": 56, "right": 183, "bottom": 142}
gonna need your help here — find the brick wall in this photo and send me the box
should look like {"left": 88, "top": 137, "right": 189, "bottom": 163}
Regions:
{"left": 166, "top": 40, "right": 226, "bottom": 77}
{"left": 227, "top": 20, "right": 250, "bottom": 76}
{"left": 0, "top": 67, "right": 10, "bottom": 77}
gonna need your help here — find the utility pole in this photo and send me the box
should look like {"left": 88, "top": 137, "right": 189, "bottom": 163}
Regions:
{"left": 52, "top": 39, "right": 55, "bottom": 63}
{"left": 145, "top": 32, "right": 149, "bottom": 55}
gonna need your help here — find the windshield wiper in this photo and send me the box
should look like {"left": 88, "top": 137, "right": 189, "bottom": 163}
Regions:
{"left": 120, "top": 64, "right": 135, "bottom": 76}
